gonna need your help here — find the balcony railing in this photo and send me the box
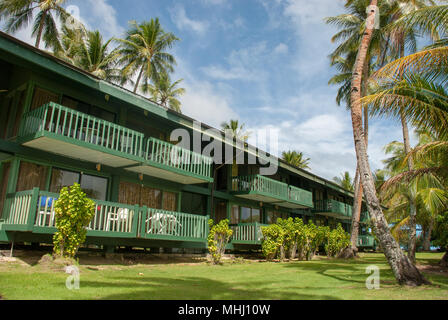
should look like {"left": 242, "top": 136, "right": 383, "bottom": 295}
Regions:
{"left": 144, "top": 138, "right": 213, "bottom": 182}
{"left": 288, "top": 185, "right": 314, "bottom": 208}
{"left": 18, "top": 102, "right": 145, "bottom": 161}
{"left": 18, "top": 103, "right": 214, "bottom": 183}
{"left": 231, "top": 175, "right": 313, "bottom": 208}
{"left": 314, "top": 199, "right": 352, "bottom": 218}
{"left": 230, "top": 222, "right": 268, "bottom": 245}
{"left": 232, "top": 175, "right": 288, "bottom": 199}
{"left": 140, "top": 207, "right": 209, "bottom": 242}
{"left": 357, "top": 235, "right": 375, "bottom": 248}
{"left": 1, "top": 188, "right": 208, "bottom": 242}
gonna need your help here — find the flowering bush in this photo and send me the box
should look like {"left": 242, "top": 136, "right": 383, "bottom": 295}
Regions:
{"left": 207, "top": 219, "right": 233, "bottom": 265}
{"left": 53, "top": 183, "right": 95, "bottom": 258}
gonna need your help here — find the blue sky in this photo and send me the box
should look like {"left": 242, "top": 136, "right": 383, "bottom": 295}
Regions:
{"left": 5, "top": 0, "right": 419, "bottom": 180}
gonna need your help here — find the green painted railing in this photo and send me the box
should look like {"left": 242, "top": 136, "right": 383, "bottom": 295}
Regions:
{"left": 288, "top": 186, "right": 313, "bottom": 207}
{"left": 18, "top": 102, "right": 145, "bottom": 160}
{"left": 141, "top": 208, "right": 209, "bottom": 241}
{"left": 4, "top": 190, "right": 35, "bottom": 225}
{"left": 1, "top": 189, "right": 208, "bottom": 242}
{"left": 358, "top": 235, "right": 375, "bottom": 248}
{"left": 232, "top": 175, "right": 288, "bottom": 199}
{"left": 145, "top": 138, "right": 213, "bottom": 181}
{"left": 314, "top": 199, "right": 352, "bottom": 218}
{"left": 34, "top": 191, "right": 138, "bottom": 235}
{"left": 230, "top": 222, "right": 268, "bottom": 245}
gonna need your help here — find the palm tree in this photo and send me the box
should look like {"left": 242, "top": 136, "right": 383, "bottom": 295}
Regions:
{"left": 326, "top": 0, "right": 392, "bottom": 252}
{"left": 75, "top": 30, "right": 121, "bottom": 82}
{"left": 54, "top": 24, "right": 87, "bottom": 64}
{"left": 221, "top": 120, "right": 250, "bottom": 142}
{"left": 282, "top": 151, "right": 311, "bottom": 170}
{"left": 349, "top": 0, "right": 428, "bottom": 285}
{"left": 141, "top": 72, "right": 185, "bottom": 113}
{"left": 116, "top": 19, "right": 179, "bottom": 93}
{"left": 0, "top": 0, "right": 69, "bottom": 49}
{"left": 333, "top": 172, "right": 354, "bottom": 191}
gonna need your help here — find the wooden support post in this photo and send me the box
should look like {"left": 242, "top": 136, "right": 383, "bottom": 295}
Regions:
{"left": 9, "top": 233, "right": 15, "bottom": 258}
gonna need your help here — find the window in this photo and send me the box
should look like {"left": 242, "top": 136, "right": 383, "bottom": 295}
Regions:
{"left": 16, "top": 161, "right": 48, "bottom": 192}
{"left": 251, "top": 208, "right": 261, "bottom": 223}
{"left": 240, "top": 206, "right": 261, "bottom": 223}
{"left": 241, "top": 207, "right": 251, "bottom": 223}
{"left": 50, "top": 169, "right": 79, "bottom": 193}
{"left": 80, "top": 174, "right": 108, "bottom": 201}
{"left": 230, "top": 205, "right": 239, "bottom": 224}
{"left": 181, "top": 192, "right": 207, "bottom": 215}
{"left": 50, "top": 168, "right": 108, "bottom": 201}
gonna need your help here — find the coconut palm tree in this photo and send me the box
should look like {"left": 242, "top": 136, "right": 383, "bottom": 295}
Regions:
{"left": 116, "top": 19, "right": 179, "bottom": 93}
{"left": 349, "top": 0, "right": 428, "bottom": 285}
{"left": 221, "top": 120, "right": 250, "bottom": 142}
{"left": 141, "top": 72, "right": 185, "bottom": 113}
{"left": 326, "top": 0, "right": 394, "bottom": 252}
{"left": 75, "top": 30, "right": 121, "bottom": 82}
{"left": 281, "top": 151, "right": 311, "bottom": 170}
{"left": 0, "top": 0, "right": 69, "bottom": 49}
{"left": 54, "top": 24, "right": 87, "bottom": 64}
{"left": 333, "top": 172, "right": 354, "bottom": 191}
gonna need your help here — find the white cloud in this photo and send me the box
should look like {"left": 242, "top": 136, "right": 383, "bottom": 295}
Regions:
{"left": 172, "top": 56, "right": 239, "bottom": 128}
{"left": 169, "top": 5, "right": 209, "bottom": 35}
{"left": 273, "top": 43, "right": 288, "bottom": 54}
{"left": 201, "top": 41, "right": 268, "bottom": 81}
{"left": 283, "top": 0, "right": 345, "bottom": 25}
{"left": 77, "top": 0, "right": 125, "bottom": 39}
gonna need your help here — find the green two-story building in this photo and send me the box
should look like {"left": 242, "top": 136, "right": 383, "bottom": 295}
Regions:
{"left": 0, "top": 32, "right": 374, "bottom": 253}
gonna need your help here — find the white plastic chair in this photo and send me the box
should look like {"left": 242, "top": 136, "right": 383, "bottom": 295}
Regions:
{"left": 106, "top": 208, "right": 129, "bottom": 232}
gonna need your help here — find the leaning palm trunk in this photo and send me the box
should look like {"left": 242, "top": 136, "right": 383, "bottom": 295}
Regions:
{"left": 349, "top": 0, "right": 429, "bottom": 286}
{"left": 35, "top": 10, "right": 48, "bottom": 48}
{"left": 350, "top": 63, "right": 370, "bottom": 254}
{"left": 350, "top": 168, "right": 363, "bottom": 250}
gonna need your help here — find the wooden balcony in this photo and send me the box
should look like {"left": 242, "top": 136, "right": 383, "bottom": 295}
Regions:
{"left": 0, "top": 188, "right": 209, "bottom": 243}
{"left": 230, "top": 222, "right": 268, "bottom": 245}
{"left": 18, "top": 103, "right": 214, "bottom": 184}
{"left": 357, "top": 235, "right": 376, "bottom": 248}
{"left": 231, "top": 175, "right": 314, "bottom": 209}
{"left": 18, "top": 102, "right": 145, "bottom": 168}
{"left": 126, "top": 137, "right": 213, "bottom": 184}
{"left": 313, "top": 199, "right": 353, "bottom": 220}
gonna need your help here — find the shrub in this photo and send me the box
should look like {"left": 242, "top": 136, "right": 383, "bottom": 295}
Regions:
{"left": 261, "top": 223, "right": 285, "bottom": 261}
{"left": 53, "top": 183, "right": 95, "bottom": 258}
{"left": 261, "top": 218, "right": 336, "bottom": 262}
{"left": 207, "top": 219, "right": 233, "bottom": 265}
{"left": 325, "top": 224, "right": 351, "bottom": 258}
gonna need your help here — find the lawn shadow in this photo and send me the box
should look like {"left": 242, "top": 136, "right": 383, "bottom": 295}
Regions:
{"left": 80, "top": 275, "right": 343, "bottom": 300}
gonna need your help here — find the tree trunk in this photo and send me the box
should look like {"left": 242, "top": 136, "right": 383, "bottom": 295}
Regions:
{"left": 350, "top": 168, "right": 362, "bottom": 251}
{"left": 349, "top": 64, "right": 370, "bottom": 254}
{"left": 440, "top": 251, "right": 448, "bottom": 268}
{"left": 133, "top": 66, "right": 145, "bottom": 93}
{"left": 35, "top": 10, "right": 48, "bottom": 49}
{"left": 349, "top": 0, "right": 429, "bottom": 286}
{"left": 400, "top": 112, "right": 417, "bottom": 263}
{"left": 422, "top": 218, "right": 434, "bottom": 251}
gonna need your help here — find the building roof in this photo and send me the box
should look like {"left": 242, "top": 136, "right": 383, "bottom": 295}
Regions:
{"left": 0, "top": 31, "right": 357, "bottom": 199}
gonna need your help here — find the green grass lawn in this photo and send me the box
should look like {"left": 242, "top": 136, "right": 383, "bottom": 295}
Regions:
{"left": 0, "top": 252, "right": 447, "bottom": 300}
